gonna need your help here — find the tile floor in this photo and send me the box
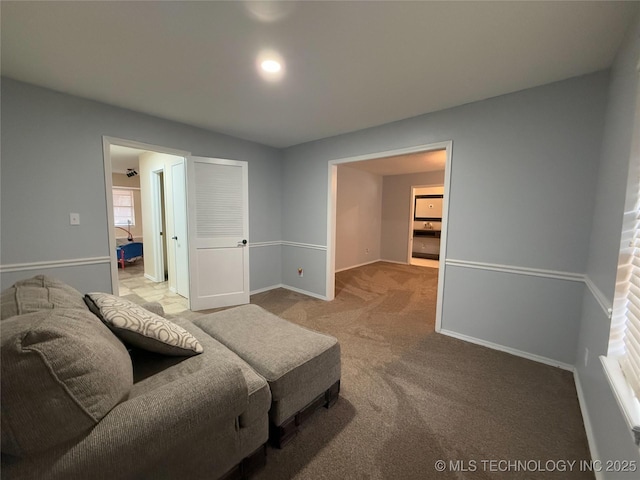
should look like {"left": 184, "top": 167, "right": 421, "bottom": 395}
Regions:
{"left": 409, "top": 257, "right": 440, "bottom": 268}
{"left": 117, "top": 260, "right": 189, "bottom": 315}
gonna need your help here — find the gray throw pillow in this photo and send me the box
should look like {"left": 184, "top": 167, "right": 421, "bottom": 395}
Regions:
{"left": 86, "top": 293, "right": 203, "bottom": 356}
{"left": 1, "top": 308, "right": 133, "bottom": 457}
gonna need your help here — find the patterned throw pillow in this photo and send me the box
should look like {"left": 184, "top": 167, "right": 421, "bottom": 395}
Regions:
{"left": 85, "top": 293, "right": 203, "bottom": 356}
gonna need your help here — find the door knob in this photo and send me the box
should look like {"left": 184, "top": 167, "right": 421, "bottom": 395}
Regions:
{"left": 172, "top": 236, "right": 178, "bottom": 240}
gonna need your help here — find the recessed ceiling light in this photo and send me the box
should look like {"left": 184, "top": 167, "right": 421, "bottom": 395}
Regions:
{"left": 261, "top": 60, "right": 281, "bottom": 73}
{"left": 256, "top": 50, "right": 285, "bottom": 82}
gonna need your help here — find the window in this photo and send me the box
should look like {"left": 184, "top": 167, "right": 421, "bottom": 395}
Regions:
{"left": 113, "top": 188, "right": 135, "bottom": 227}
{"left": 602, "top": 172, "right": 640, "bottom": 446}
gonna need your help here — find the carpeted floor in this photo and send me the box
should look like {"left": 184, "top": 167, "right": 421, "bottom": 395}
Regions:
{"left": 247, "top": 262, "right": 593, "bottom": 480}
{"left": 128, "top": 261, "right": 593, "bottom": 479}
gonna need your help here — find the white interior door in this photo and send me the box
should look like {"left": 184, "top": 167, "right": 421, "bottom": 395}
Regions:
{"left": 186, "top": 156, "right": 249, "bottom": 310}
{"left": 171, "top": 161, "right": 190, "bottom": 299}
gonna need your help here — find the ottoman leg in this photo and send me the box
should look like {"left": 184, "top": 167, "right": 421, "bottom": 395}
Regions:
{"left": 325, "top": 380, "right": 340, "bottom": 409}
{"left": 270, "top": 380, "right": 341, "bottom": 449}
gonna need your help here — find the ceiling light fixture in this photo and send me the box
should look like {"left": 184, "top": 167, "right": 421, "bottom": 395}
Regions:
{"left": 261, "top": 59, "right": 281, "bottom": 73}
{"left": 257, "top": 50, "right": 285, "bottom": 82}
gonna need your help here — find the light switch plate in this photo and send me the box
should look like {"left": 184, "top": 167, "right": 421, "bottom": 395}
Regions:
{"left": 70, "top": 213, "right": 80, "bottom": 225}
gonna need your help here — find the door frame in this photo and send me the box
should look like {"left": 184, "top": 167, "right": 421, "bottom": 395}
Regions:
{"left": 326, "top": 140, "right": 453, "bottom": 332}
{"left": 102, "top": 136, "right": 191, "bottom": 295}
{"left": 150, "top": 169, "right": 166, "bottom": 283}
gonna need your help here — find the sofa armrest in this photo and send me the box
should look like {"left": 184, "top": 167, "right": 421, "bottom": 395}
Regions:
{"left": 5, "top": 358, "right": 249, "bottom": 480}
{"left": 140, "top": 301, "right": 164, "bottom": 317}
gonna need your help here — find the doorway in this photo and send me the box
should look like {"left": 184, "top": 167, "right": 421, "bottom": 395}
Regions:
{"left": 102, "top": 137, "right": 191, "bottom": 305}
{"left": 408, "top": 185, "right": 444, "bottom": 269}
{"left": 327, "top": 141, "right": 452, "bottom": 331}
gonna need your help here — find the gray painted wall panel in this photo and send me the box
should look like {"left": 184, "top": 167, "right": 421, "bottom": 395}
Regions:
{"left": 1, "top": 78, "right": 283, "bottom": 291}
{"left": 442, "top": 266, "right": 583, "bottom": 365}
{"left": 575, "top": 292, "right": 640, "bottom": 471}
{"left": 575, "top": 13, "right": 640, "bottom": 471}
{"left": 281, "top": 245, "right": 327, "bottom": 297}
{"left": 336, "top": 166, "right": 382, "bottom": 270}
{"left": 250, "top": 245, "right": 282, "bottom": 292}
{"left": 284, "top": 72, "right": 609, "bottom": 274}
{"left": 0, "top": 263, "right": 112, "bottom": 293}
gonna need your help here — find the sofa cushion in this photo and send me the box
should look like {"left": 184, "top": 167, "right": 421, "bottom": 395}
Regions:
{"left": 129, "top": 317, "right": 271, "bottom": 429}
{"left": 1, "top": 275, "right": 88, "bottom": 320}
{"left": 1, "top": 308, "right": 133, "bottom": 457}
{"left": 86, "top": 293, "right": 203, "bottom": 356}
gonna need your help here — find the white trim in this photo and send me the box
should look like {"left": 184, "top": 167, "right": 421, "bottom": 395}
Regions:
{"left": 446, "top": 258, "right": 584, "bottom": 282}
{"left": 249, "top": 241, "right": 327, "bottom": 250}
{"left": 584, "top": 276, "right": 614, "bottom": 319}
{"left": 573, "top": 370, "right": 604, "bottom": 479}
{"left": 601, "top": 356, "right": 640, "bottom": 446}
{"left": 250, "top": 284, "right": 284, "bottom": 295}
{"left": 0, "top": 256, "right": 111, "bottom": 273}
{"left": 379, "top": 258, "right": 410, "bottom": 266}
{"left": 249, "top": 282, "right": 329, "bottom": 300}
{"left": 282, "top": 241, "right": 327, "bottom": 251}
{"left": 439, "top": 328, "right": 574, "bottom": 371}
{"left": 335, "top": 259, "right": 381, "bottom": 273}
{"left": 110, "top": 185, "right": 140, "bottom": 191}
{"left": 326, "top": 140, "right": 453, "bottom": 329}
{"left": 444, "top": 259, "right": 614, "bottom": 319}
{"left": 102, "top": 136, "right": 192, "bottom": 296}
{"left": 249, "top": 241, "right": 282, "bottom": 248}
{"left": 280, "top": 283, "right": 329, "bottom": 301}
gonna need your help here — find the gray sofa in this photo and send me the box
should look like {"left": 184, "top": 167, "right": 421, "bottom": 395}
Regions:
{"left": 0, "top": 275, "right": 270, "bottom": 480}
{"left": 1, "top": 275, "right": 341, "bottom": 479}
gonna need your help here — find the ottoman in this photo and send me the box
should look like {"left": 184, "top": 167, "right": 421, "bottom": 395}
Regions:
{"left": 194, "top": 304, "right": 341, "bottom": 447}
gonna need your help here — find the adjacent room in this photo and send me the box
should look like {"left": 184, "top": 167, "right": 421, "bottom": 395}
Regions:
{"left": 1, "top": 2, "right": 639, "bottom": 480}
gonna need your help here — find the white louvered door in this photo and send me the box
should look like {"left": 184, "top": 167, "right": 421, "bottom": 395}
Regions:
{"left": 186, "top": 156, "right": 249, "bottom": 310}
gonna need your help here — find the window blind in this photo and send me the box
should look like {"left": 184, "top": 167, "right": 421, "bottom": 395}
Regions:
{"left": 113, "top": 189, "right": 135, "bottom": 226}
{"left": 620, "top": 174, "right": 640, "bottom": 400}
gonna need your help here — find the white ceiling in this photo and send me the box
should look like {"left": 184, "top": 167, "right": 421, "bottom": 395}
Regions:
{"left": 2, "top": 1, "right": 638, "bottom": 148}
{"left": 345, "top": 149, "right": 447, "bottom": 176}
{"left": 109, "top": 145, "right": 146, "bottom": 174}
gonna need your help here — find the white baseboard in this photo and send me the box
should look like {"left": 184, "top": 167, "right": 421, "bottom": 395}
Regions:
{"left": 378, "top": 258, "right": 409, "bottom": 265}
{"left": 250, "top": 283, "right": 328, "bottom": 301}
{"left": 335, "top": 259, "right": 381, "bottom": 273}
{"left": 250, "top": 284, "right": 284, "bottom": 295}
{"left": 439, "top": 328, "right": 574, "bottom": 371}
{"left": 573, "top": 369, "right": 603, "bottom": 477}
{"left": 281, "top": 284, "right": 329, "bottom": 300}
{"left": 143, "top": 273, "right": 163, "bottom": 283}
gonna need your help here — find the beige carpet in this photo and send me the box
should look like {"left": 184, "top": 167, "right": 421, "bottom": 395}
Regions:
{"left": 245, "top": 262, "right": 593, "bottom": 480}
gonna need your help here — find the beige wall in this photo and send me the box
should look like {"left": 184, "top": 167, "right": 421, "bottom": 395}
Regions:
{"left": 112, "top": 173, "right": 143, "bottom": 242}
{"left": 139, "top": 152, "right": 176, "bottom": 284}
{"left": 336, "top": 165, "right": 383, "bottom": 271}
{"left": 381, "top": 170, "right": 445, "bottom": 263}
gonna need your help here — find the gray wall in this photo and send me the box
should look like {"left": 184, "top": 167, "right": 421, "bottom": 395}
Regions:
{"left": 575, "top": 13, "right": 640, "bottom": 473}
{"left": 0, "top": 78, "right": 283, "bottom": 293}
{"left": 381, "top": 171, "right": 445, "bottom": 263}
{"left": 336, "top": 165, "right": 383, "bottom": 270}
{"left": 282, "top": 71, "right": 609, "bottom": 365}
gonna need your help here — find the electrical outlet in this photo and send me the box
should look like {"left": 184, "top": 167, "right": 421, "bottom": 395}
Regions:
{"left": 298, "top": 268, "right": 303, "bottom": 277}
{"left": 584, "top": 348, "right": 589, "bottom": 367}
{"left": 365, "top": 248, "right": 370, "bottom": 254}
{"left": 70, "top": 213, "right": 80, "bottom": 225}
